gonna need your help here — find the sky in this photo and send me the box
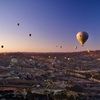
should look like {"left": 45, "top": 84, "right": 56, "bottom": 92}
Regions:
{"left": 0, "top": 0, "right": 100, "bottom": 52}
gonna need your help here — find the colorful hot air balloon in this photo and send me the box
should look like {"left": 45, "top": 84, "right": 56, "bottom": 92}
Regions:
{"left": 76, "top": 31, "right": 89, "bottom": 46}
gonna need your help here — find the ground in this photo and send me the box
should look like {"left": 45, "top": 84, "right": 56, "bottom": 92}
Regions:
{"left": 0, "top": 51, "right": 100, "bottom": 99}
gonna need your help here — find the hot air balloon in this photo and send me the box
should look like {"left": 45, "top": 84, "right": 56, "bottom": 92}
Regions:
{"left": 87, "top": 49, "right": 90, "bottom": 53}
{"left": 1, "top": 45, "right": 4, "bottom": 48}
{"left": 17, "top": 23, "right": 20, "bottom": 26}
{"left": 74, "top": 46, "right": 77, "bottom": 50}
{"left": 29, "top": 34, "right": 31, "bottom": 37}
{"left": 60, "top": 46, "right": 62, "bottom": 48}
{"left": 76, "top": 31, "right": 89, "bottom": 46}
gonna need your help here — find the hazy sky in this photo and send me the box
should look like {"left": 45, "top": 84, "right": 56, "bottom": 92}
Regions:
{"left": 0, "top": 0, "right": 100, "bottom": 52}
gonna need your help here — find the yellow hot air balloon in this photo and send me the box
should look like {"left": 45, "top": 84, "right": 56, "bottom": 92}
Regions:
{"left": 76, "top": 31, "right": 89, "bottom": 46}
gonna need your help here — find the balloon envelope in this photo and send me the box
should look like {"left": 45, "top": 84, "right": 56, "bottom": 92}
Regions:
{"left": 1, "top": 45, "right": 4, "bottom": 48}
{"left": 60, "top": 46, "right": 62, "bottom": 48}
{"left": 87, "top": 49, "right": 90, "bottom": 53}
{"left": 17, "top": 23, "right": 20, "bottom": 26}
{"left": 76, "top": 31, "right": 89, "bottom": 46}
{"left": 74, "top": 46, "right": 77, "bottom": 49}
{"left": 29, "top": 34, "right": 31, "bottom": 36}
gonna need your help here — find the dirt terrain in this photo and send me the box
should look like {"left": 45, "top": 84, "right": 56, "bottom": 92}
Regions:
{"left": 0, "top": 51, "right": 100, "bottom": 99}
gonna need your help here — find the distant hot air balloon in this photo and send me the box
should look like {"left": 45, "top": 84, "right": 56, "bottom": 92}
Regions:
{"left": 60, "top": 46, "right": 62, "bottom": 48}
{"left": 29, "top": 34, "right": 31, "bottom": 37}
{"left": 87, "top": 49, "right": 90, "bottom": 53}
{"left": 76, "top": 31, "right": 89, "bottom": 46}
{"left": 17, "top": 23, "right": 20, "bottom": 26}
{"left": 1, "top": 45, "right": 4, "bottom": 48}
{"left": 74, "top": 46, "right": 77, "bottom": 50}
